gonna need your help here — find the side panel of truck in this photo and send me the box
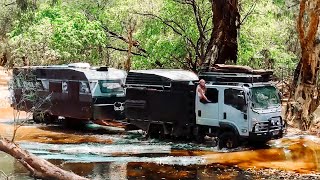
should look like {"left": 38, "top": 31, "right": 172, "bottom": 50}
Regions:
{"left": 125, "top": 82, "right": 196, "bottom": 137}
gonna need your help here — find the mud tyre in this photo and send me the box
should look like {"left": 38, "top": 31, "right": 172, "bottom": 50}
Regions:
{"left": 44, "top": 113, "right": 57, "bottom": 124}
{"left": 147, "top": 124, "right": 165, "bottom": 140}
{"left": 218, "top": 131, "right": 239, "bottom": 149}
{"left": 194, "top": 125, "right": 205, "bottom": 143}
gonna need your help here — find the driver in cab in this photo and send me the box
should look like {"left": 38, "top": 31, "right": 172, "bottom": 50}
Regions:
{"left": 197, "top": 79, "right": 211, "bottom": 103}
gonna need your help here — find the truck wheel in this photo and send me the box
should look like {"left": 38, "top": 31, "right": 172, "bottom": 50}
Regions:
{"left": 147, "top": 124, "right": 165, "bottom": 140}
{"left": 218, "top": 131, "right": 239, "bottom": 149}
{"left": 44, "top": 113, "right": 57, "bottom": 124}
{"left": 194, "top": 126, "right": 205, "bottom": 143}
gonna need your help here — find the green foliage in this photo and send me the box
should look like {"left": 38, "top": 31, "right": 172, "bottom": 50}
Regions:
{"left": 0, "top": 0, "right": 301, "bottom": 72}
{"left": 49, "top": 8, "right": 107, "bottom": 64}
{"left": 7, "top": 2, "right": 107, "bottom": 66}
{"left": 238, "top": 0, "right": 299, "bottom": 75}
{"left": 9, "top": 17, "right": 59, "bottom": 65}
{"left": 133, "top": 0, "right": 211, "bottom": 69}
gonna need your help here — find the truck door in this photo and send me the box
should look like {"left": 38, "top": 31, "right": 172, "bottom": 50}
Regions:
{"left": 196, "top": 87, "right": 219, "bottom": 127}
{"left": 222, "top": 88, "right": 249, "bottom": 136}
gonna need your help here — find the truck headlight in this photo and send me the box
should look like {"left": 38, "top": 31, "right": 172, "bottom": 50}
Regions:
{"left": 254, "top": 124, "right": 260, "bottom": 132}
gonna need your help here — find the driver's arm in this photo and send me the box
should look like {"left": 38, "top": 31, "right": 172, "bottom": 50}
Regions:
{"left": 197, "top": 86, "right": 210, "bottom": 102}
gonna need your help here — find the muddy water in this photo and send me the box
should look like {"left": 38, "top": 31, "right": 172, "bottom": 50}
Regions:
{"left": 2, "top": 69, "right": 320, "bottom": 179}
{"left": 1, "top": 123, "right": 320, "bottom": 180}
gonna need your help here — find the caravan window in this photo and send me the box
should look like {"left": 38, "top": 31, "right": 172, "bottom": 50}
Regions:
{"left": 89, "top": 82, "right": 97, "bottom": 91}
{"left": 62, "top": 81, "right": 68, "bottom": 93}
{"left": 41, "top": 80, "right": 49, "bottom": 91}
{"left": 79, "top": 81, "right": 90, "bottom": 94}
{"left": 49, "top": 81, "right": 62, "bottom": 93}
{"left": 99, "top": 80, "right": 124, "bottom": 94}
{"left": 36, "top": 80, "right": 45, "bottom": 90}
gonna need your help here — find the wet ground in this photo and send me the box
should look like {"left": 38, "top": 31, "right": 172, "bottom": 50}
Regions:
{"left": 1, "top": 121, "right": 320, "bottom": 180}
{"left": 1, "top": 68, "right": 320, "bottom": 179}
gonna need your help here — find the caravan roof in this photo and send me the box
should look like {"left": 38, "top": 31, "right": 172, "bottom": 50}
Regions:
{"left": 15, "top": 64, "right": 126, "bottom": 82}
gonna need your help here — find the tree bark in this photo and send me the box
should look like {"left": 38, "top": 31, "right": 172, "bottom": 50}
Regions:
{"left": 0, "top": 137, "right": 89, "bottom": 180}
{"left": 204, "top": 0, "right": 240, "bottom": 69}
{"left": 125, "top": 19, "right": 136, "bottom": 72}
{"left": 285, "top": 0, "right": 320, "bottom": 130}
{"left": 0, "top": 52, "right": 7, "bottom": 66}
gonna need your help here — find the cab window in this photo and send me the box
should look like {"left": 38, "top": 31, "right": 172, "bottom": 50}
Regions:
{"left": 224, "top": 89, "right": 246, "bottom": 112}
{"left": 206, "top": 88, "right": 218, "bottom": 103}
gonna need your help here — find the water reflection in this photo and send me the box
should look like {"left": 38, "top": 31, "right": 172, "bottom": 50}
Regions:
{"left": 0, "top": 152, "right": 33, "bottom": 180}
{"left": 2, "top": 135, "right": 320, "bottom": 179}
{"left": 0, "top": 155, "right": 250, "bottom": 180}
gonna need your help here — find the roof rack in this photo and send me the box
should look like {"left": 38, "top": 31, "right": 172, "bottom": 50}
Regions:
{"left": 199, "top": 64, "right": 273, "bottom": 83}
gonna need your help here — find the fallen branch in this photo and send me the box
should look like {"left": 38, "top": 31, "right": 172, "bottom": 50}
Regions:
{"left": 0, "top": 137, "right": 89, "bottom": 180}
{"left": 0, "top": 170, "right": 8, "bottom": 180}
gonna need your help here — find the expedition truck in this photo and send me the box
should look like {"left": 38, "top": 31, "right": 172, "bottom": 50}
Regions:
{"left": 11, "top": 63, "right": 126, "bottom": 124}
{"left": 125, "top": 65, "right": 286, "bottom": 148}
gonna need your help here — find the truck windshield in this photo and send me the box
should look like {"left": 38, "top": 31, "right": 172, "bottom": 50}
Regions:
{"left": 251, "top": 86, "right": 280, "bottom": 109}
{"left": 99, "top": 80, "right": 124, "bottom": 95}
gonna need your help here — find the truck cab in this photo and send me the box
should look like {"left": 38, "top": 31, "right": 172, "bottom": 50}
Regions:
{"left": 197, "top": 68, "right": 285, "bottom": 148}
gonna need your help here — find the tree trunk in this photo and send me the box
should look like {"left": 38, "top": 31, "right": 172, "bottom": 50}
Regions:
{"left": 0, "top": 52, "right": 7, "bottom": 66}
{"left": 285, "top": 0, "right": 320, "bottom": 130}
{"left": 125, "top": 19, "right": 136, "bottom": 72}
{"left": 0, "top": 137, "right": 89, "bottom": 180}
{"left": 204, "top": 0, "right": 240, "bottom": 68}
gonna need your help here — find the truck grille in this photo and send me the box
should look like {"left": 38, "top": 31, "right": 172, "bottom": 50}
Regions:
{"left": 255, "top": 117, "right": 282, "bottom": 132}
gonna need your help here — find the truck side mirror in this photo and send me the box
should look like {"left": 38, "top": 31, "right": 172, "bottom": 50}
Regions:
{"left": 238, "top": 92, "right": 247, "bottom": 112}
{"left": 244, "top": 113, "right": 247, "bottom": 119}
{"left": 237, "top": 94, "right": 247, "bottom": 105}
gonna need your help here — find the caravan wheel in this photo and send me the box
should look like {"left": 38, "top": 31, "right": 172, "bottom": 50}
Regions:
{"left": 147, "top": 124, "right": 165, "bottom": 140}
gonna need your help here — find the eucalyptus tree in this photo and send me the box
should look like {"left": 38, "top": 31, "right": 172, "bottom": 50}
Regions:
{"left": 286, "top": 0, "right": 320, "bottom": 130}
{"left": 134, "top": 0, "right": 240, "bottom": 72}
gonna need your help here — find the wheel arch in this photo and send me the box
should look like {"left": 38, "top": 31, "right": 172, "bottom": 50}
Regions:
{"left": 218, "top": 122, "right": 240, "bottom": 136}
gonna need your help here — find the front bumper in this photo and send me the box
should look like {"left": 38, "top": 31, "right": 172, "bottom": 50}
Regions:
{"left": 249, "top": 118, "right": 287, "bottom": 142}
{"left": 249, "top": 129, "right": 285, "bottom": 142}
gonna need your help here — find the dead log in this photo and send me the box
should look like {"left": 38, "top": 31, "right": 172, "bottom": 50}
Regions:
{"left": 0, "top": 137, "right": 89, "bottom": 180}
